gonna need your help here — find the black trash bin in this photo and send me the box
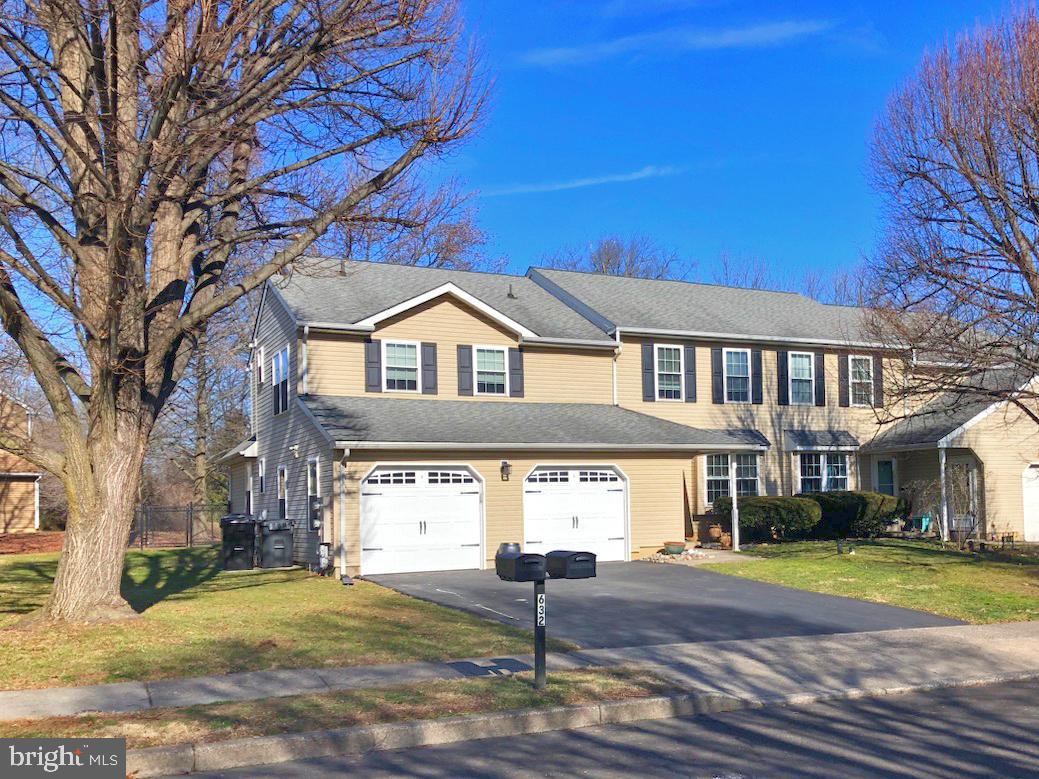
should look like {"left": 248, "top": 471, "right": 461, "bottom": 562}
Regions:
{"left": 220, "top": 515, "right": 256, "bottom": 571}
{"left": 259, "top": 519, "right": 294, "bottom": 569}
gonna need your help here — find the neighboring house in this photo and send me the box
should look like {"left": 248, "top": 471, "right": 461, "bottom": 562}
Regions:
{"left": 221, "top": 259, "right": 1039, "bottom": 577}
{"left": 0, "top": 392, "right": 41, "bottom": 534}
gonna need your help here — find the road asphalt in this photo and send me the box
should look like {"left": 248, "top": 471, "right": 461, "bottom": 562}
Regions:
{"left": 186, "top": 678, "right": 1039, "bottom": 778}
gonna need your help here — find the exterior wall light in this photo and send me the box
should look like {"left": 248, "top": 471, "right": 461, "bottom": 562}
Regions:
{"left": 500, "top": 460, "right": 512, "bottom": 481}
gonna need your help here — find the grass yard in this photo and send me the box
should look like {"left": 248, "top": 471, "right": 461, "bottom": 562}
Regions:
{"left": 0, "top": 667, "right": 669, "bottom": 750}
{"left": 703, "top": 539, "right": 1039, "bottom": 623}
{"left": 0, "top": 547, "right": 542, "bottom": 691}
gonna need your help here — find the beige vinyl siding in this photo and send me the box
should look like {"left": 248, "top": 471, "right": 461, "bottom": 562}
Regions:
{"left": 305, "top": 294, "right": 616, "bottom": 403}
{"left": 0, "top": 476, "right": 37, "bottom": 533}
{"left": 950, "top": 403, "right": 1039, "bottom": 538}
{"left": 337, "top": 450, "right": 695, "bottom": 575}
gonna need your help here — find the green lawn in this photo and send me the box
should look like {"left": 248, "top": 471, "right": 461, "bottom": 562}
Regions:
{"left": 0, "top": 667, "right": 669, "bottom": 750}
{"left": 703, "top": 539, "right": 1039, "bottom": 623}
{"left": 0, "top": 547, "right": 539, "bottom": 691}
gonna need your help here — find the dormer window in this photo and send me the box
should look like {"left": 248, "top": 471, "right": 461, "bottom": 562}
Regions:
{"left": 383, "top": 341, "right": 420, "bottom": 392}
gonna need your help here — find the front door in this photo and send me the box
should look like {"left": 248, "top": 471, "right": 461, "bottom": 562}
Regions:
{"left": 876, "top": 459, "right": 895, "bottom": 496}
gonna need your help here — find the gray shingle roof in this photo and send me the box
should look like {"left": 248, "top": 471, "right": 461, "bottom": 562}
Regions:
{"left": 529, "top": 268, "right": 873, "bottom": 344}
{"left": 863, "top": 369, "right": 1025, "bottom": 450}
{"left": 782, "top": 430, "right": 859, "bottom": 450}
{"left": 272, "top": 259, "right": 613, "bottom": 342}
{"left": 302, "top": 395, "right": 769, "bottom": 450}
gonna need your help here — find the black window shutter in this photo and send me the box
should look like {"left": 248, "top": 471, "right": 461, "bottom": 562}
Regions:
{"left": 711, "top": 347, "right": 723, "bottom": 404}
{"left": 683, "top": 345, "right": 696, "bottom": 402}
{"left": 365, "top": 340, "right": 382, "bottom": 393}
{"left": 641, "top": 343, "right": 655, "bottom": 402}
{"left": 751, "top": 349, "right": 763, "bottom": 404}
{"left": 814, "top": 352, "right": 826, "bottom": 406}
{"left": 421, "top": 343, "right": 437, "bottom": 395}
{"left": 838, "top": 351, "right": 850, "bottom": 407}
{"left": 873, "top": 355, "right": 884, "bottom": 408}
{"left": 457, "top": 345, "right": 473, "bottom": 396}
{"left": 777, "top": 350, "right": 789, "bottom": 406}
{"left": 509, "top": 348, "right": 524, "bottom": 397}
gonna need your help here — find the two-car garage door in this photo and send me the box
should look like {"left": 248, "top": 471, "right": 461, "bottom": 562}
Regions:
{"left": 359, "top": 464, "right": 628, "bottom": 575}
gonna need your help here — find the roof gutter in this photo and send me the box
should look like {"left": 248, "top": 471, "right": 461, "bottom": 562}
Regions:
{"left": 518, "top": 336, "right": 618, "bottom": 351}
{"left": 332, "top": 440, "right": 768, "bottom": 452}
{"left": 614, "top": 326, "right": 888, "bottom": 350}
{"left": 301, "top": 321, "right": 375, "bottom": 335}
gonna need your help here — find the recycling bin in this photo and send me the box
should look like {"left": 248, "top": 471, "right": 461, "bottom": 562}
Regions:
{"left": 220, "top": 515, "right": 256, "bottom": 571}
{"left": 259, "top": 519, "right": 294, "bottom": 569}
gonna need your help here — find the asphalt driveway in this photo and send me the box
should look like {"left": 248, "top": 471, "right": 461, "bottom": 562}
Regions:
{"left": 369, "top": 562, "right": 961, "bottom": 649}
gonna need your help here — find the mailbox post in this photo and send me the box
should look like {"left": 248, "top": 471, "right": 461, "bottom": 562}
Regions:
{"left": 495, "top": 544, "right": 596, "bottom": 691}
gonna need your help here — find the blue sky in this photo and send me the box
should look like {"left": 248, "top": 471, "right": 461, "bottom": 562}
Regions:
{"left": 450, "top": 0, "right": 1009, "bottom": 281}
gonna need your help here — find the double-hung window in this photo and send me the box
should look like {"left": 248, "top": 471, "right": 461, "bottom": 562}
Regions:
{"left": 475, "top": 347, "right": 507, "bottom": 395}
{"left": 705, "top": 453, "right": 759, "bottom": 505}
{"left": 258, "top": 458, "right": 266, "bottom": 494}
{"left": 245, "top": 470, "right": 253, "bottom": 516}
{"left": 655, "top": 344, "right": 683, "bottom": 400}
{"left": 789, "top": 352, "right": 814, "bottom": 405}
{"left": 384, "top": 342, "right": 419, "bottom": 392}
{"left": 272, "top": 346, "right": 290, "bottom": 415}
{"left": 277, "top": 465, "right": 288, "bottom": 519}
{"left": 799, "top": 453, "right": 849, "bottom": 493}
{"left": 724, "top": 348, "right": 751, "bottom": 403}
{"left": 849, "top": 355, "right": 874, "bottom": 407}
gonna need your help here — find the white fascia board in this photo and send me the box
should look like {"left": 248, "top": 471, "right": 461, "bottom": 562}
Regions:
{"left": 784, "top": 445, "right": 860, "bottom": 452}
{"left": 0, "top": 471, "right": 43, "bottom": 477}
{"left": 333, "top": 440, "right": 768, "bottom": 452}
{"left": 301, "top": 322, "right": 375, "bottom": 334}
{"left": 355, "top": 283, "right": 537, "bottom": 338}
{"left": 937, "top": 375, "right": 1039, "bottom": 448}
{"left": 861, "top": 441, "right": 941, "bottom": 454}
{"left": 615, "top": 326, "right": 887, "bottom": 350}
{"left": 518, "top": 336, "right": 617, "bottom": 351}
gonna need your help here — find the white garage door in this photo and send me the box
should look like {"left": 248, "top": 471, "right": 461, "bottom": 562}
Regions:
{"left": 360, "top": 466, "right": 482, "bottom": 575}
{"left": 523, "top": 467, "right": 627, "bottom": 561}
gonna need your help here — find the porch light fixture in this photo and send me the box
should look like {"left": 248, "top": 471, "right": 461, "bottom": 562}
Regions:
{"left": 500, "top": 460, "right": 512, "bottom": 481}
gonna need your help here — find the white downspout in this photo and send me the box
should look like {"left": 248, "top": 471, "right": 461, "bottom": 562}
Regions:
{"left": 938, "top": 446, "right": 950, "bottom": 542}
{"left": 612, "top": 328, "right": 621, "bottom": 405}
{"left": 301, "top": 325, "right": 310, "bottom": 395}
{"left": 34, "top": 476, "right": 40, "bottom": 530}
{"left": 728, "top": 454, "right": 741, "bottom": 552}
{"left": 339, "top": 450, "right": 350, "bottom": 578}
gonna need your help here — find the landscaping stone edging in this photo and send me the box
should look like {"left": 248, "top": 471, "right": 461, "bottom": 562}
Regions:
{"left": 125, "top": 670, "right": 1039, "bottom": 778}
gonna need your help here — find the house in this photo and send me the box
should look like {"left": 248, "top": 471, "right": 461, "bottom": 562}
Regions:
{"left": 0, "top": 392, "right": 41, "bottom": 534}
{"left": 221, "top": 259, "right": 1039, "bottom": 577}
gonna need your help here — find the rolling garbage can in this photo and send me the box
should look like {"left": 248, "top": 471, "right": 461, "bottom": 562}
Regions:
{"left": 259, "top": 519, "right": 294, "bottom": 569}
{"left": 220, "top": 515, "right": 256, "bottom": 571}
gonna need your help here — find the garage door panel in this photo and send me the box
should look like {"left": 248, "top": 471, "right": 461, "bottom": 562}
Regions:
{"left": 523, "top": 466, "right": 626, "bottom": 561}
{"left": 361, "top": 467, "right": 482, "bottom": 575}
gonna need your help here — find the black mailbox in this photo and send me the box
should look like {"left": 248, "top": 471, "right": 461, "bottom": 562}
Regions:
{"left": 495, "top": 550, "right": 547, "bottom": 582}
{"left": 546, "top": 550, "right": 596, "bottom": 580}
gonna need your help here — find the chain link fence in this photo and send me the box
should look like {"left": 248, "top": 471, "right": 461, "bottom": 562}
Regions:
{"left": 130, "top": 504, "right": 226, "bottom": 549}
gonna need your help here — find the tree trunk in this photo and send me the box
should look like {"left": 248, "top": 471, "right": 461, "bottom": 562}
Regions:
{"left": 35, "top": 426, "right": 148, "bottom": 623}
{"left": 193, "top": 331, "right": 210, "bottom": 506}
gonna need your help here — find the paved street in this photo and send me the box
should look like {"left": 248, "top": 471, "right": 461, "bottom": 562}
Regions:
{"left": 190, "top": 679, "right": 1039, "bottom": 778}
{"left": 371, "top": 561, "right": 960, "bottom": 648}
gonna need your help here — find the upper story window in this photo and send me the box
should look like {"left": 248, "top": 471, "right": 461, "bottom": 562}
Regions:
{"left": 475, "top": 346, "right": 507, "bottom": 395}
{"left": 799, "top": 453, "right": 848, "bottom": 493}
{"left": 849, "top": 356, "right": 874, "bottom": 407}
{"left": 705, "top": 453, "right": 759, "bottom": 505}
{"left": 724, "top": 348, "right": 751, "bottom": 403}
{"left": 789, "top": 352, "right": 815, "bottom": 405}
{"left": 384, "top": 341, "right": 420, "bottom": 392}
{"left": 258, "top": 458, "right": 266, "bottom": 494}
{"left": 655, "top": 344, "right": 683, "bottom": 401}
{"left": 272, "top": 346, "right": 290, "bottom": 415}
{"left": 255, "top": 346, "right": 265, "bottom": 385}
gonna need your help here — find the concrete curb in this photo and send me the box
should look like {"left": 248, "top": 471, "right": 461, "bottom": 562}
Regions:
{"left": 125, "top": 670, "right": 1039, "bottom": 778}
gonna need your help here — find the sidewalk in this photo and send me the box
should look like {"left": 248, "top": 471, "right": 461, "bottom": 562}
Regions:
{"left": 2, "top": 621, "right": 1038, "bottom": 722}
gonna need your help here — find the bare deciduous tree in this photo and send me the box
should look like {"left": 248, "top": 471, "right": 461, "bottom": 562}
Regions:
{"left": 0, "top": 0, "right": 484, "bottom": 622}
{"left": 543, "top": 235, "right": 686, "bottom": 279}
{"left": 866, "top": 10, "right": 1039, "bottom": 421}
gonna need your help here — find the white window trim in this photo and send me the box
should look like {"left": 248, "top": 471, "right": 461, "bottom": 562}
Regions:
{"left": 797, "top": 452, "right": 851, "bottom": 493}
{"left": 473, "top": 344, "right": 510, "bottom": 397}
{"left": 307, "top": 457, "right": 321, "bottom": 497}
{"left": 257, "top": 345, "right": 265, "bottom": 383}
{"left": 849, "top": 354, "right": 874, "bottom": 408}
{"left": 277, "top": 465, "right": 288, "bottom": 499}
{"left": 382, "top": 340, "right": 422, "bottom": 394}
{"left": 258, "top": 457, "right": 266, "bottom": 494}
{"left": 653, "top": 343, "right": 685, "bottom": 402}
{"left": 273, "top": 344, "right": 290, "bottom": 414}
{"left": 723, "top": 347, "right": 752, "bottom": 404}
{"left": 246, "top": 470, "right": 254, "bottom": 513}
{"left": 788, "top": 351, "right": 815, "bottom": 406}
{"left": 703, "top": 453, "right": 760, "bottom": 510}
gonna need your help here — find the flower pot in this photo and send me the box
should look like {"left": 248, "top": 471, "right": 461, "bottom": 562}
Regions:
{"left": 664, "top": 541, "right": 686, "bottom": 555}
{"left": 720, "top": 532, "right": 732, "bottom": 549}
{"left": 707, "top": 524, "right": 723, "bottom": 542}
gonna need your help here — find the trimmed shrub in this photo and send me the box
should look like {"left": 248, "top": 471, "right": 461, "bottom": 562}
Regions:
{"left": 712, "top": 496, "right": 822, "bottom": 543}
{"left": 798, "top": 490, "right": 905, "bottom": 539}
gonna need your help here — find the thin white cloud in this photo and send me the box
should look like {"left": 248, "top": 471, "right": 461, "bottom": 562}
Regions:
{"left": 480, "top": 165, "right": 683, "bottom": 197}
{"left": 522, "top": 20, "right": 834, "bottom": 67}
